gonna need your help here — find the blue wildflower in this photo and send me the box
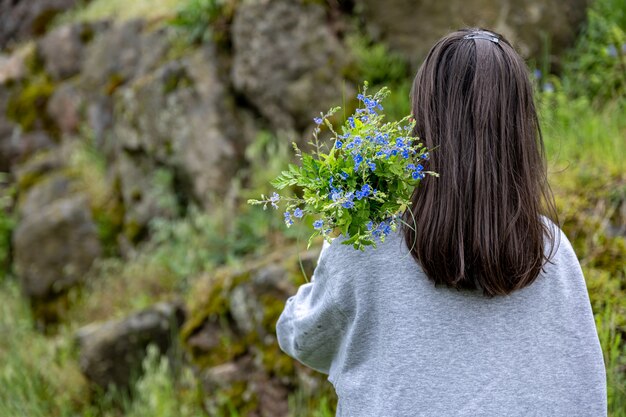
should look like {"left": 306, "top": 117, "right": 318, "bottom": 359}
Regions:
{"left": 421, "top": 152, "right": 430, "bottom": 160}
{"left": 368, "top": 161, "right": 376, "bottom": 171}
{"left": 339, "top": 171, "right": 349, "bottom": 180}
{"left": 354, "top": 153, "right": 364, "bottom": 167}
{"left": 366, "top": 221, "right": 373, "bottom": 231}
{"left": 342, "top": 200, "right": 355, "bottom": 209}
{"left": 313, "top": 219, "right": 324, "bottom": 230}
{"left": 314, "top": 117, "right": 323, "bottom": 125}
{"left": 269, "top": 192, "right": 280, "bottom": 209}
{"left": 412, "top": 170, "right": 425, "bottom": 180}
{"left": 353, "top": 136, "right": 362, "bottom": 146}
{"left": 284, "top": 211, "right": 293, "bottom": 227}
{"left": 348, "top": 116, "right": 355, "bottom": 128}
{"left": 336, "top": 140, "right": 343, "bottom": 149}
{"left": 293, "top": 208, "right": 304, "bottom": 218}
{"left": 402, "top": 149, "right": 410, "bottom": 159}
{"left": 360, "top": 184, "right": 371, "bottom": 198}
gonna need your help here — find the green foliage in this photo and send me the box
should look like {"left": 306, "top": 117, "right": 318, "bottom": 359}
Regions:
{"left": 561, "top": 0, "right": 626, "bottom": 102}
{"left": 0, "top": 281, "right": 87, "bottom": 417}
{"left": 0, "top": 173, "right": 16, "bottom": 280}
{"left": 125, "top": 345, "right": 205, "bottom": 417}
{"left": 55, "top": 0, "right": 185, "bottom": 24}
{"left": 346, "top": 34, "right": 410, "bottom": 86}
{"left": 345, "top": 33, "right": 412, "bottom": 121}
{"left": 538, "top": 86, "right": 626, "bottom": 174}
{"left": 6, "top": 74, "right": 55, "bottom": 132}
{"left": 250, "top": 84, "right": 435, "bottom": 250}
{"left": 170, "top": 0, "right": 236, "bottom": 44}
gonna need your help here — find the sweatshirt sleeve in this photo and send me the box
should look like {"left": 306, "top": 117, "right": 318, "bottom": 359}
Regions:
{"left": 275, "top": 240, "right": 350, "bottom": 375}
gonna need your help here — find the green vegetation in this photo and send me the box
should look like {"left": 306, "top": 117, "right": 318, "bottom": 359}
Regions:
{"left": 55, "top": 0, "right": 185, "bottom": 24}
{"left": 0, "top": 0, "right": 624, "bottom": 416}
{"left": 0, "top": 173, "right": 15, "bottom": 280}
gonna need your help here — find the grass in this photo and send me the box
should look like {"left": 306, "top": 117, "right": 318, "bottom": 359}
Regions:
{"left": 55, "top": 0, "right": 185, "bottom": 25}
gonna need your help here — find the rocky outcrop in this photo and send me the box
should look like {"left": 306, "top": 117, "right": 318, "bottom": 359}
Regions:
{"left": 12, "top": 172, "right": 101, "bottom": 301}
{"left": 38, "top": 22, "right": 102, "bottom": 81}
{"left": 0, "top": 0, "right": 80, "bottom": 50}
{"left": 182, "top": 248, "right": 322, "bottom": 416}
{"left": 231, "top": 0, "right": 352, "bottom": 134}
{"left": 81, "top": 20, "right": 170, "bottom": 92}
{"left": 355, "top": 0, "right": 590, "bottom": 66}
{"left": 77, "top": 302, "right": 185, "bottom": 389}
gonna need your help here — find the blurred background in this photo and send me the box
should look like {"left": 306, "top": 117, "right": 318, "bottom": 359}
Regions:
{"left": 0, "top": 0, "right": 624, "bottom": 416}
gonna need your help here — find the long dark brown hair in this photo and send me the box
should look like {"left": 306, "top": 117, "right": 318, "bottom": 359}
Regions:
{"left": 402, "top": 28, "right": 558, "bottom": 297}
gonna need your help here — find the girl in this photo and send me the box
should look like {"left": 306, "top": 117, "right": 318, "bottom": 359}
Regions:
{"left": 276, "top": 28, "right": 606, "bottom": 416}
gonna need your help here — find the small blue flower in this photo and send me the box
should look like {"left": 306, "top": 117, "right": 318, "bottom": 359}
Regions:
{"left": 354, "top": 153, "right": 364, "bottom": 165}
{"left": 366, "top": 221, "right": 373, "bottom": 231}
{"left": 421, "top": 152, "right": 430, "bottom": 160}
{"left": 269, "top": 192, "right": 280, "bottom": 209}
{"left": 293, "top": 208, "right": 304, "bottom": 218}
{"left": 313, "top": 219, "right": 324, "bottom": 230}
{"left": 402, "top": 149, "right": 410, "bottom": 159}
{"left": 353, "top": 137, "right": 362, "bottom": 146}
{"left": 339, "top": 171, "right": 349, "bottom": 180}
{"left": 336, "top": 140, "right": 343, "bottom": 149}
{"left": 284, "top": 211, "right": 293, "bottom": 227}
{"left": 314, "top": 117, "right": 323, "bottom": 125}
{"left": 412, "top": 170, "right": 425, "bottom": 180}
{"left": 533, "top": 69, "right": 542, "bottom": 79}
{"left": 331, "top": 190, "right": 342, "bottom": 202}
{"left": 342, "top": 200, "right": 355, "bottom": 209}
{"left": 368, "top": 161, "right": 376, "bottom": 171}
{"left": 348, "top": 116, "right": 355, "bottom": 128}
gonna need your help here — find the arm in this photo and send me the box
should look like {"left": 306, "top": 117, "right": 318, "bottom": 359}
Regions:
{"left": 275, "top": 240, "right": 349, "bottom": 374}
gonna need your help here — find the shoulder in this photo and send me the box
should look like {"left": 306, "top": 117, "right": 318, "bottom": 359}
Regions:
{"left": 319, "top": 229, "right": 407, "bottom": 273}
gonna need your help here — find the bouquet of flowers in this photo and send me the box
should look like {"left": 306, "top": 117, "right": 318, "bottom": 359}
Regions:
{"left": 248, "top": 83, "right": 437, "bottom": 250}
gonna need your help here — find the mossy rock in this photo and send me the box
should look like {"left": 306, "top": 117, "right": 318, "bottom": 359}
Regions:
{"left": 6, "top": 73, "right": 57, "bottom": 134}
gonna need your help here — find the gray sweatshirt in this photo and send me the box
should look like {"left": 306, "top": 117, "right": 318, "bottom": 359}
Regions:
{"left": 276, "top": 224, "right": 607, "bottom": 416}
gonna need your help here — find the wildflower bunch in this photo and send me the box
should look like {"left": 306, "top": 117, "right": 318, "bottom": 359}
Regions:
{"left": 249, "top": 84, "right": 437, "bottom": 250}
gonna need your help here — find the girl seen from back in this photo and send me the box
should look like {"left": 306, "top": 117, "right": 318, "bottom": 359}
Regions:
{"left": 276, "top": 28, "right": 607, "bottom": 417}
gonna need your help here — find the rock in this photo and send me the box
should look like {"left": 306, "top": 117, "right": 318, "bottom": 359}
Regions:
{"left": 0, "top": 0, "right": 79, "bottom": 49}
{"left": 14, "top": 144, "right": 67, "bottom": 190}
{"left": 81, "top": 20, "right": 171, "bottom": 91}
{"left": 46, "top": 83, "right": 83, "bottom": 134}
{"left": 0, "top": 115, "right": 55, "bottom": 173}
{"left": 114, "top": 151, "right": 180, "bottom": 241}
{"left": 13, "top": 191, "right": 101, "bottom": 299}
{"left": 38, "top": 23, "right": 93, "bottom": 81}
{"left": 355, "top": 0, "right": 590, "bottom": 66}
{"left": 86, "top": 95, "right": 113, "bottom": 150}
{"left": 0, "top": 43, "right": 34, "bottom": 85}
{"left": 114, "top": 46, "right": 247, "bottom": 214}
{"left": 231, "top": 0, "right": 352, "bottom": 133}
{"left": 181, "top": 247, "right": 325, "bottom": 416}
{"left": 76, "top": 302, "right": 185, "bottom": 389}
{"left": 200, "top": 355, "right": 290, "bottom": 417}
{"left": 17, "top": 173, "right": 74, "bottom": 218}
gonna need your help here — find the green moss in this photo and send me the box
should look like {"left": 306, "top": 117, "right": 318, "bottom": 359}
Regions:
{"left": 6, "top": 74, "right": 56, "bottom": 133}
